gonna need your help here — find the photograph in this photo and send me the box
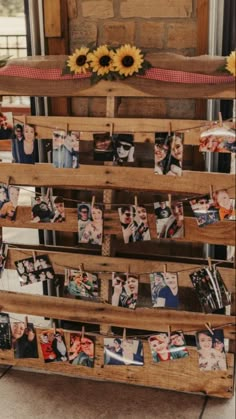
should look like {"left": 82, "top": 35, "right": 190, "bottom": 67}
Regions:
{"left": 148, "top": 330, "right": 189, "bottom": 363}
{"left": 212, "top": 189, "right": 235, "bottom": 221}
{"left": 113, "top": 133, "right": 135, "bottom": 165}
{"left": 39, "top": 329, "right": 68, "bottom": 363}
{"left": 78, "top": 203, "right": 103, "bottom": 245}
{"left": 118, "top": 204, "right": 151, "bottom": 244}
{"left": 0, "top": 242, "right": 8, "bottom": 278}
{"left": 93, "top": 132, "right": 113, "bottom": 161}
{"left": 69, "top": 333, "right": 95, "bottom": 367}
{"left": 104, "top": 337, "right": 144, "bottom": 366}
{"left": 150, "top": 272, "right": 179, "bottom": 309}
{"left": 50, "top": 196, "right": 66, "bottom": 223}
{"left": 31, "top": 194, "right": 54, "bottom": 223}
{"left": 154, "top": 132, "right": 184, "bottom": 176}
{"left": 189, "top": 194, "right": 220, "bottom": 227}
{"left": 64, "top": 269, "right": 99, "bottom": 300}
{"left": 0, "top": 111, "right": 13, "bottom": 139}
{"left": 0, "top": 313, "right": 11, "bottom": 350}
{"left": 11, "top": 321, "right": 38, "bottom": 359}
{"left": 154, "top": 199, "right": 184, "bottom": 239}
{"left": 111, "top": 272, "right": 139, "bottom": 309}
{"left": 52, "top": 129, "right": 80, "bottom": 168}
{"left": 0, "top": 183, "right": 20, "bottom": 221}
{"left": 196, "top": 329, "right": 227, "bottom": 371}
{"left": 15, "top": 254, "right": 55, "bottom": 286}
{"left": 189, "top": 266, "right": 231, "bottom": 313}
{"left": 11, "top": 123, "right": 38, "bottom": 164}
{"left": 199, "top": 126, "right": 236, "bottom": 153}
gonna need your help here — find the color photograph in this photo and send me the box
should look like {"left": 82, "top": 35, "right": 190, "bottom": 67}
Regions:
{"left": 50, "top": 196, "right": 66, "bottom": 223}
{"left": 111, "top": 272, "right": 139, "bottom": 309}
{"left": 15, "top": 254, "right": 55, "bottom": 286}
{"left": 154, "top": 199, "right": 184, "bottom": 238}
{"left": 0, "top": 242, "right": 8, "bottom": 278}
{"left": 196, "top": 329, "right": 227, "bottom": 371}
{"left": 39, "top": 329, "right": 68, "bottom": 363}
{"left": 52, "top": 129, "right": 80, "bottom": 168}
{"left": 31, "top": 194, "right": 54, "bottom": 223}
{"left": 118, "top": 204, "right": 151, "bottom": 243}
{"left": 11, "top": 321, "right": 38, "bottom": 359}
{"left": 150, "top": 272, "right": 179, "bottom": 309}
{"left": 0, "top": 111, "right": 13, "bottom": 139}
{"left": 64, "top": 269, "right": 99, "bottom": 300}
{"left": 78, "top": 203, "right": 103, "bottom": 245}
{"left": 69, "top": 333, "right": 95, "bottom": 367}
{"left": 148, "top": 330, "right": 189, "bottom": 363}
{"left": 11, "top": 123, "right": 38, "bottom": 164}
{"left": 104, "top": 338, "right": 144, "bottom": 366}
{"left": 113, "top": 133, "right": 135, "bottom": 165}
{"left": 189, "top": 195, "right": 220, "bottom": 227}
{"left": 199, "top": 126, "right": 236, "bottom": 153}
{"left": 93, "top": 132, "right": 113, "bottom": 161}
{"left": 0, "top": 184, "right": 20, "bottom": 221}
{"left": 0, "top": 313, "right": 11, "bottom": 350}
{"left": 154, "top": 132, "right": 184, "bottom": 176}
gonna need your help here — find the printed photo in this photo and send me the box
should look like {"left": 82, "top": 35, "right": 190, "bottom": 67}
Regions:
{"left": 111, "top": 272, "right": 139, "bottom": 309}
{"left": 0, "top": 313, "right": 11, "bottom": 350}
{"left": 0, "top": 111, "right": 13, "bottom": 139}
{"left": 12, "top": 123, "right": 38, "bottom": 164}
{"left": 104, "top": 338, "right": 144, "bottom": 366}
{"left": 52, "top": 129, "right": 80, "bottom": 168}
{"left": 113, "top": 133, "right": 134, "bottom": 165}
{"left": 15, "top": 254, "right": 55, "bottom": 286}
{"left": 212, "top": 189, "right": 235, "bottom": 221}
{"left": 0, "top": 242, "right": 8, "bottom": 278}
{"left": 150, "top": 272, "right": 179, "bottom": 309}
{"left": 196, "top": 329, "right": 227, "bottom": 371}
{"left": 154, "top": 199, "right": 184, "bottom": 239}
{"left": 31, "top": 194, "right": 54, "bottom": 223}
{"left": 50, "top": 196, "right": 66, "bottom": 223}
{"left": 199, "top": 126, "right": 236, "bottom": 153}
{"left": 78, "top": 203, "right": 103, "bottom": 245}
{"left": 64, "top": 269, "right": 99, "bottom": 300}
{"left": 118, "top": 204, "right": 151, "bottom": 244}
{"left": 11, "top": 321, "right": 38, "bottom": 359}
{"left": 148, "top": 330, "right": 189, "bottom": 363}
{"left": 189, "top": 266, "right": 231, "bottom": 313}
{"left": 39, "top": 329, "right": 68, "bottom": 363}
{"left": 93, "top": 132, "right": 113, "bottom": 161}
{"left": 189, "top": 195, "right": 220, "bottom": 227}
{"left": 0, "top": 183, "right": 20, "bottom": 221}
{"left": 69, "top": 333, "right": 95, "bottom": 367}
{"left": 154, "top": 132, "right": 184, "bottom": 176}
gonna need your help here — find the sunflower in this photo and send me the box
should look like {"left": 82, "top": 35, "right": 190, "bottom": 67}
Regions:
{"left": 87, "top": 45, "right": 115, "bottom": 76}
{"left": 113, "top": 44, "right": 144, "bottom": 77}
{"left": 225, "top": 51, "right": 236, "bottom": 76}
{"left": 67, "top": 47, "right": 90, "bottom": 74}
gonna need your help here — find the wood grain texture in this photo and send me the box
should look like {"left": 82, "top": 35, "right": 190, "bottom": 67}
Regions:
{"left": 43, "top": 0, "right": 62, "bottom": 37}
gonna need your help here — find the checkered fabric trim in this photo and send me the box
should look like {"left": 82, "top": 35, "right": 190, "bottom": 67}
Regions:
{"left": 0, "top": 65, "right": 234, "bottom": 84}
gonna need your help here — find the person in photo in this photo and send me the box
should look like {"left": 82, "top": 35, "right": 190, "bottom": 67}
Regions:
{"left": 69, "top": 333, "right": 94, "bottom": 367}
{"left": 150, "top": 272, "right": 166, "bottom": 305}
{"left": 213, "top": 189, "right": 235, "bottom": 221}
{"left": 69, "top": 130, "right": 80, "bottom": 168}
{"left": 189, "top": 195, "right": 220, "bottom": 227}
{"left": 51, "top": 332, "right": 68, "bottom": 361}
{"left": 65, "top": 269, "right": 98, "bottom": 300}
{"left": 80, "top": 204, "right": 103, "bottom": 245}
{"left": 169, "top": 331, "right": 189, "bottom": 359}
{"left": 111, "top": 272, "right": 138, "bottom": 309}
{"left": 159, "top": 201, "right": 184, "bottom": 239}
{"left": 154, "top": 133, "right": 171, "bottom": 174}
{"left": 118, "top": 205, "right": 143, "bottom": 243}
{"left": 0, "top": 112, "right": 13, "bottom": 139}
{"left": 50, "top": 196, "right": 66, "bottom": 223}
{"left": 78, "top": 204, "right": 90, "bottom": 241}
{"left": 11, "top": 321, "right": 38, "bottom": 359}
{"left": 199, "top": 127, "right": 236, "bottom": 153}
{"left": 31, "top": 195, "right": 54, "bottom": 223}
{"left": 148, "top": 333, "right": 171, "bottom": 362}
{"left": 39, "top": 329, "right": 67, "bottom": 363}
{"left": 93, "top": 132, "right": 113, "bottom": 161}
{"left": 135, "top": 205, "right": 151, "bottom": 241}
{"left": 196, "top": 329, "right": 227, "bottom": 371}
{"left": 104, "top": 338, "right": 144, "bottom": 366}
{"left": 0, "top": 185, "right": 20, "bottom": 221}
{"left": 113, "top": 134, "right": 134, "bottom": 165}
{"left": 12, "top": 123, "right": 38, "bottom": 164}
{"left": 155, "top": 272, "right": 179, "bottom": 309}
{"left": 0, "top": 243, "right": 8, "bottom": 278}
{"left": 0, "top": 313, "right": 11, "bottom": 350}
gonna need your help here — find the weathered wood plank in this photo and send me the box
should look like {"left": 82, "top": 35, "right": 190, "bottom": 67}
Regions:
{"left": 43, "top": 0, "right": 62, "bottom": 37}
{"left": 0, "top": 164, "right": 234, "bottom": 196}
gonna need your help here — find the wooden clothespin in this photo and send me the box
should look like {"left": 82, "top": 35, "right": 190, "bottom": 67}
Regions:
{"left": 123, "top": 328, "right": 126, "bottom": 341}
{"left": 6, "top": 176, "right": 11, "bottom": 187}
{"left": 168, "top": 325, "right": 171, "bottom": 339}
{"left": 32, "top": 251, "right": 36, "bottom": 264}
{"left": 207, "top": 257, "right": 212, "bottom": 270}
{"left": 168, "top": 194, "right": 172, "bottom": 206}
{"left": 23, "top": 114, "right": 26, "bottom": 126}
{"left": 91, "top": 195, "right": 96, "bottom": 208}
{"left": 218, "top": 112, "right": 223, "bottom": 127}
{"left": 168, "top": 122, "right": 172, "bottom": 136}
{"left": 127, "top": 265, "right": 131, "bottom": 276}
{"left": 109, "top": 122, "right": 113, "bottom": 137}
{"left": 24, "top": 316, "right": 28, "bottom": 329}
{"left": 81, "top": 325, "right": 85, "bottom": 339}
{"left": 79, "top": 263, "right": 84, "bottom": 273}
{"left": 53, "top": 321, "right": 57, "bottom": 334}
{"left": 209, "top": 185, "right": 213, "bottom": 200}
{"left": 134, "top": 195, "right": 138, "bottom": 208}
{"left": 163, "top": 264, "right": 167, "bottom": 275}
{"left": 205, "top": 322, "right": 214, "bottom": 336}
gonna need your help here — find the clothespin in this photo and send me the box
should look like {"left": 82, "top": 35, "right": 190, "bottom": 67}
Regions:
{"left": 205, "top": 322, "right": 214, "bottom": 336}
{"left": 127, "top": 265, "right": 131, "bottom": 276}
{"left": 168, "top": 122, "right": 172, "bottom": 136}
{"left": 6, "top": 176, "right": 11, "bottom": 187}
{"left": 91, "top": 195, "right": 95, "bottom": 208}
{"left": 163, "top": 264, "right": 167, "bottom": 275}
{"left": 53, "top": 321, "right": 56, "bottom": 334}
{"left": 81, "top": 325, "right": 85, "bottom": 339}
{"left": 134, "top": 195, "right": 138, "bottom": 208}
{"left": 32, "top": 251, "right": 36, "bottom": 264}
{"left": 209, "top": 185, "right": 213, "bottom": 200}
{"left": 168, "top": 194, "right": 172, "bottom": 206}
{"left": 207, "top": 257, "right": 212, "bottom": 270}
{"left": 123, "top": 328, "right": 126, "bottom": 341}
{"left": 24, "top": 316, "right": 28, "bottom": 329}
{"left": 79, "top": 263, "right": 84, "bottom": 273}
{"left": 168, "top": 325, "right": 171, "bottom": 340}
{"left": 109, "top": 122, "right": 113, "bottom": 137}
{"left": 218, "top": 112, "right": 223, "bottom": 127}
{"left": 23, "top": 114, "right": 26, "bottom": 126}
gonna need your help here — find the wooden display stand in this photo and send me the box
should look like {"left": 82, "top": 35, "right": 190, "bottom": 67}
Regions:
{"left": 0, "top": 54, "right": 235, "bottom": 398}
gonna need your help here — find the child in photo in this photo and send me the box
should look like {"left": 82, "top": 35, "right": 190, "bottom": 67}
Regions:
{"left": 199, "top": 126, "right": 236, "bottom": 153}
{"left": 69, "top": 333, "right": 94, "bottom": 367}
{"left": 50, "top": 196, "right": 66, "bottom": 223}
{"left": 148, "top": 330, "right": 189, "bottom": 363}
{"left": 0, "top": 111, "right": 13, "bottom": 139}
{"left": 11, "top": 321, "right": 38, "bottom": 359}
{"left": 111, "top": 272, "right": 139, "bottom": 309}
{"left": 64, "top": 269, "right": 99, "bottom": 300}
{"left": 189, "top": 195, "right": 220, "bottom": 227}
{"left": 150, "top": 272, "right": 179, "bottom": 309}
{"left": 0, "top": 313, "right": 11, "bottom": 350}
{"left": 154, "top": 200, "right": 184, "bottom": 239}
{"left": 196, "top": 329, "right": 227, "bottom": 371}
{"left": 78, "top": 203, "right": 103, "bottom": 245}
{"left": 93, "top": 132, "right": 113, "bottom": 161}
{"left": 0, "top": 184, "right": 20, "bottom": 221}
{"left": 12, "top": 123, "right": 38, "bottom": 164}
{"left": 31, "top": 195, "right": 54, "bottom": 223}
{"left": 113, "top": 134, "right": 134, "bottom": 165}
{"left": 104, "top": 338, "right": 144, "bottom": 366}
{"left": 39, "top": 329, "right": 68, "bottom": 363}
{"left": 213, "top": 189, "right": 235, "bottom": 221}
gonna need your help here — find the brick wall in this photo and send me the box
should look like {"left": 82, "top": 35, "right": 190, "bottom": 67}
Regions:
{"left": 69, "top": 0, "right": 198, "bottom": 118}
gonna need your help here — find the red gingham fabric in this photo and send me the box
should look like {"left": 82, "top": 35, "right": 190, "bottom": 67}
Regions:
{"left": 0, "top": 64, "right": 234, "bottom": 84}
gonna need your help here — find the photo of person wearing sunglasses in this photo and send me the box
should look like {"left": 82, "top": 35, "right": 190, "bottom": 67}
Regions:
{"left": 113, "top": 133, "right": 134, "bottom": 165}
{"left": 52, "top": 129, "right": 80, "bottom": 168}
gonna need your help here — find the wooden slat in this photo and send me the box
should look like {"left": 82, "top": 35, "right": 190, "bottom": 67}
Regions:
{"left": 0, "top": 340, "right": 234, "bottom": 399}
{"left": 0, "top": 164, "right": 234, "bottom": 196}
{"left": 5, "top": 247, "right": 236, "bottom": 292}
{"left": 0, "top": 208, "right": 235, "bottom": 246}
{"left": 43, "top": 0, "right": 62, "bottom": 37}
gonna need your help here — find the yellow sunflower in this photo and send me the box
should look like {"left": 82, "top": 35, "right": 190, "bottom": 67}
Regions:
{"left": 113, "top": 44, "right": 144, "bottom": 77}
{"left": 67, "top": 47, "right": 90, "bottom": 74}
{"left": 87, "top": 45, "right": 115, "bottom": 76}
{"left": 226, "top": 51, "right": 236, "bottom": 76}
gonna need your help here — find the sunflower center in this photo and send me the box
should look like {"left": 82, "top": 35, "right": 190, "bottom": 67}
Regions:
{"left": 76, "top": 55, "right": 87, "bottom": 66}
{"left": 122, "top": 55, "right": 134, "bottom": 67}
{"left": 99, "top": 55, "right": 111, "bottom": 67}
